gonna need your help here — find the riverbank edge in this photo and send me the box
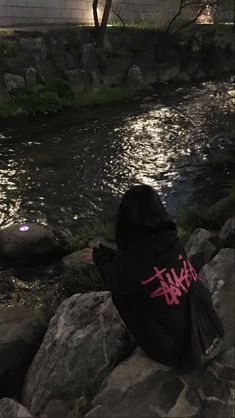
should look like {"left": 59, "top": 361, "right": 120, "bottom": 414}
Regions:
{"left": 0, "top": 24, "right": 234, "bottom": 118}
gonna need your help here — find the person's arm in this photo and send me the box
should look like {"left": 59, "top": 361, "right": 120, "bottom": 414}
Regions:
{"left": 93, "top": 244, "right": 118, "bottom": 291}
{"left": 93, "top": 245, "right": 140, "bottom": 295}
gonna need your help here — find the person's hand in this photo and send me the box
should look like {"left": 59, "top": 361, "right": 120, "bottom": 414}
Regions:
{"left": 88, "top": 237, "right": 102, "bottom": 249}
{"left": 80, "top": 248, "right": 94, "bottom": 264}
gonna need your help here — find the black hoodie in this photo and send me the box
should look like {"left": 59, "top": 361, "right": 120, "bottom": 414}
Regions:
{"left": 93, "top": 221, "right": 201, "bottom": 369}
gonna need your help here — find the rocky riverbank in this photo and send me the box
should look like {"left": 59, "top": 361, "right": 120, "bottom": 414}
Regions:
{"left": 0, "top": 215, "right": 234, "bottom": 417}
{"left": 0, "top": 24, "right": 234, "bottom": 117}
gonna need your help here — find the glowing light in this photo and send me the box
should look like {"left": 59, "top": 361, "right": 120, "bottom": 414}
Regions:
{"left": 19, "top": 225, "right": 30, "bottom": 232}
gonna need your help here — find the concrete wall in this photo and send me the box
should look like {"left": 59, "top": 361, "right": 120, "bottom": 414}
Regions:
{"left": 0, "top": 0, "right": 94, "bottom": 27}
{"left": 0, "top": 0, "right": 177, "bottom": 28}
{"left": 0, "top": 0, "right": 233, "bottom": 28}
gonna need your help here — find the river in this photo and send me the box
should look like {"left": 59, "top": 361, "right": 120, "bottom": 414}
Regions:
{"left": 0, "top": 78, "right": 234, "bottom": 232}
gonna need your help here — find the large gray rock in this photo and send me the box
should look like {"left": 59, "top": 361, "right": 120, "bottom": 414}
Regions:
{"left": 199, "top": 249, "right": 235, "bottom": 348}
{"left": 219, "top": 218, "right": 235, "bottom": 248}
{"left": 0, "top": 223, "right": 63, "bottom": 267}
{"left": 84, "top": 349, "right": 233, "bottom": 418}
{"left": 0, "top": 398, "right": 33, "bottom": 417}
{"left": 4, "top": 73, "right": 25, "bottom": 92}
{"left": 65, "top": 69, "right": 90, "bottom": 93}
{"left": 22, "top": 292, "right": 135, "bottom": 415}
{"left": 0, "top": 307, "right": 45, "bottom": 398}
{"left": 185, "top": 228, "right": 217, "bottom": 271}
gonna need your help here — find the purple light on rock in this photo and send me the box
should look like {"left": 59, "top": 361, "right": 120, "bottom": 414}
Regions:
{"left": 19, "top": 225, "right": 30, "bottom": 232}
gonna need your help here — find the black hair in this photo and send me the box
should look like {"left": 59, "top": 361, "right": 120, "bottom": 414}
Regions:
{"left": 115, "top": 184, "right": 169, "bottom": 249}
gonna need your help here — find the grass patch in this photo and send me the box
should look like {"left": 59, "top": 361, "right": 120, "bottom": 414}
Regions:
{"left": 0, "top": 85, "right": 135, "bottom": 118}
{"left": 69, "top": 395, "right": 89, "bottom": 418}
{"left": 72, "top": 87, "right": 133, "bottom": 107}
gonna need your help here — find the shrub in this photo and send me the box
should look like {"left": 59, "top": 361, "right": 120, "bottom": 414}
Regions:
{"left": 14, "top": 89, "right": 63, "bottom": 115}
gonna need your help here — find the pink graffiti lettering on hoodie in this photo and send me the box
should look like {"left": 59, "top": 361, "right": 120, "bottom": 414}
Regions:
{"left": 141, "top": 255, "right": 199, "bottom": 305}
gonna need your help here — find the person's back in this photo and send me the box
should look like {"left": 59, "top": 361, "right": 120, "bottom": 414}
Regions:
{"left": 81, "top": 184, "right": 224, "bottom": 370}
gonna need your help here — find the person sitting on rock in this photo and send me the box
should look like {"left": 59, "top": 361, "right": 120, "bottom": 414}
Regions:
{"left": 80, "top": 184, "right": 224, "bottom": 370}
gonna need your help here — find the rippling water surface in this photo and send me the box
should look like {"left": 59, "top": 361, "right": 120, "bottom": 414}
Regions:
{"left": 0, "top": 79, "right": 234, "bottom": 230}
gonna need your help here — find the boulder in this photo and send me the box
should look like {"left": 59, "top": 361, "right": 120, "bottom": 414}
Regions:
{"left": 4, "top": 73, "right": 25, "bottom": 92}
{"left": 219, "top": 218, "right": 235, "bottom": 248}
{"left": 20, "top": 37, "right": 47, "bottom": 64}
{"left": 127, "top": 65, "right": 144, "bottom": 90}
{"left": 0, "top": 223, "right": 63, "bottom": 267}
{"left": 0, "top": 398, "right": 33, "bottom": 417}
{"left": 156, "top": 63, "right": 180, "bottom": 83}
{"left": 0, "top": 84, "right": 10, "bottom": 105}
{"left": 185, "top": 228, "right": 217, "bottom": 271}
{"left": 84, "top": 349, "right": 233, "bottom": 418}
{"left": 177, "top": 72, "right": 191, "bottom": 82}
{"left": 144, "top": 72, "right": 158, "bottom": 85}
{"left": 0, "top": 307, "right": 45, "bottom": 398}
{"left": 103, "top": 75, "right": 122, "bottom": 88}
{"left": 104, "top": 56, "right": 132, "bottom": 77}
{"left": 25, "top": 67, "right": 37, "bottom": 88}
{"left": 199, "top": 249, "right": 235, "bottom": 348}
{"left": 64, "top": 69, "right": 90, "bottom": 93}
{"left": 22, "top": 292, "right": 135, "bottom": 415}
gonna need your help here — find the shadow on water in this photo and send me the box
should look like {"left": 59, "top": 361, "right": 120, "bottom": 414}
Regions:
{"left": 0, "top": 78, "right": 234, "bottom": 231}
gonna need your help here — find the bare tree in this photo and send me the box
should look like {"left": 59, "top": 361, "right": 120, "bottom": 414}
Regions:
{"left": 166, "top": 0, "right": 218, "bottom": 33}
{"left": 93, "top": 0, "right": 113, "bottom": 47}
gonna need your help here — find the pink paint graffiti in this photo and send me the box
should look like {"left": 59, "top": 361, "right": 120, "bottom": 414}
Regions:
{"left": 141, "top": 255, "right": 199, "bottom": 305}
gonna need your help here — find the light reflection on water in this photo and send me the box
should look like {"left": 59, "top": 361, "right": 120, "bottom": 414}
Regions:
{"left": 0, "top": 80, "right": 234, "bottom": 230}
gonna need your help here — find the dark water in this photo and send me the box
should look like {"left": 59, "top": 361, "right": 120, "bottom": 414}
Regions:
{"left": 0, "top": 79, "right": 234, "bottom": 231}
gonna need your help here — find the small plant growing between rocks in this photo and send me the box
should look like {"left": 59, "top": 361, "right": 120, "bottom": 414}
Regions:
{"left": 0, "top": 39, "right": 18, "bottom": 57}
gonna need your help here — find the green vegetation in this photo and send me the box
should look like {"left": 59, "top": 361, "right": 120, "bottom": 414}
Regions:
{"left": 63, "top": 222, "right": 114, "bottom": 296}
{"left": 0, "top": 39, "right": 18, "bottom": 57}
{"left": 71, "top": 222, "right": 114, "bottom": 251}
{"left": 69, "top": 394, "right": 89, "bottom": 418}
{"left": 0, "top": 85, "right": 134, "bottom": 118}
{"left": 177, "top": 183, "right": 235, "bottom": 240}
{"left": 14, "top": 89, "right": 63, "bottom": 115}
